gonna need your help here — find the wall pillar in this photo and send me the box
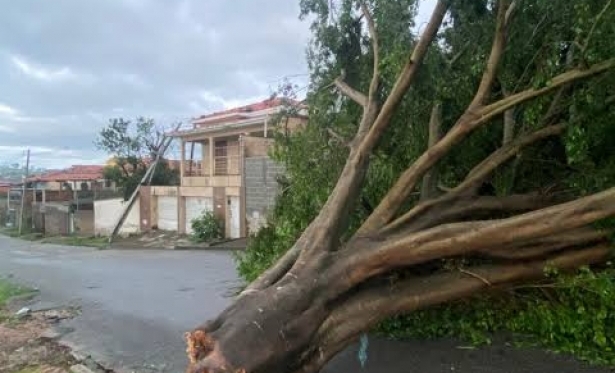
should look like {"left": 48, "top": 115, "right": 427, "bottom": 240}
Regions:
{"left": 239, "top": 136, "right": 247, "bottom": 237}
{"left": 209, "top": 137, "right": 215, "bottom": 177}
{"left": 139, "top": 186, "right": 152, "bottom": 232}
{"left": 213, "top": 187, "right": 226, "bottom": 236}
{"left": 178, "top": 194, "right": 186, "bottom": 234}
{"left": 180, "top": 140, "right": 186, "bottom": 185}
{"left": 151, "top": 191, "right": 159, "bottom": 230}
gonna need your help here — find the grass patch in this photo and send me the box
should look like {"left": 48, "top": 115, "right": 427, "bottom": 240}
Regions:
{"left": 15, "top": 367, "right": 45, "bottom": 373}
{"left": 0, "top": 278, "right": 37, "bottom": 323}
{"left": 0, "top": 278, "right": 31, "bottom": 307}
{"left": 1, "top": 228, "right": 109, "bottom": 249}
{"left": 39, "top": 235, "right": 109, "bottom": 249}
{"left": 0, "top": 228, "right": 42, "bottom": 240}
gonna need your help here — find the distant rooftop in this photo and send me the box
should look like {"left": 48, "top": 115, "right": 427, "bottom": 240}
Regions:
{"left": 27, "top": 165, "right": 105, "bottom": 183}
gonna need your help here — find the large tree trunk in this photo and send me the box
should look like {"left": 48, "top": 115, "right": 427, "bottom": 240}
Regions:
{"left": 185, "top": 2, "right": 615, "bottom": 372}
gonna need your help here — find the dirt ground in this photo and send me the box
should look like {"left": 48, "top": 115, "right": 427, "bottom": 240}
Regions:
{"left": 0, "top": 305, "right": 76, "bottom": 373}
{"left": 0, "top": 302, "right": 110, "bottom": 373}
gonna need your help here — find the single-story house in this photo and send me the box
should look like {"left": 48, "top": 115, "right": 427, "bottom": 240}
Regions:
{"left": 27, "top": 165, "right": 117, "bottom": 192}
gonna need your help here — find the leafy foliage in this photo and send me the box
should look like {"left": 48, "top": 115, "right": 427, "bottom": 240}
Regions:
{"left": 190, "top": 211, "right": 224, "bottom": 243}
{"left": 235, "top": 0, "right": 615, "bottom": 365}
{"left": 378, "top": 265, "right": 615, "bottom": 366}
{"left": 95, "top": 117, "right": 180, "bottom": 200}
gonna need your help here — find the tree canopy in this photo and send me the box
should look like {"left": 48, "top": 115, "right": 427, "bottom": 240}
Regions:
{"left": 95, "top": 117, "right": 179, "bottom": 199}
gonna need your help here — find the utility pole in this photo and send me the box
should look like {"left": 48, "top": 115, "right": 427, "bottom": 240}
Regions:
{"left": 18, "top": 149, "right": 30, "bottom": 235}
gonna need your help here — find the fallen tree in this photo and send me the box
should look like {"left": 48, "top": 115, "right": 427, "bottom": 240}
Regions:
{"left": 185, "top": 1, "right": 615, "bottom": 372}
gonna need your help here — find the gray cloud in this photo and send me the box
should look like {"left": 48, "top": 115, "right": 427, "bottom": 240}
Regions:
{"left": 0, "top": 0, "right": 311, "bottom": 168}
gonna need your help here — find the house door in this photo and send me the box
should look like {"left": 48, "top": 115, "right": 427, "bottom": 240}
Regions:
{"left": 227, "top": 196, "right": 240, "bottom": 239}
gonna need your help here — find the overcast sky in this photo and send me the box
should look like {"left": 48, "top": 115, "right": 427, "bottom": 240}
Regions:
{"left": 0, "top": 0, "right": 435, "bottom": 170}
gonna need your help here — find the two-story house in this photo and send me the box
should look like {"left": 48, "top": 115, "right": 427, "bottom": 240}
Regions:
{"left": 146, "top": 98, "right": 307, "bottom": 238}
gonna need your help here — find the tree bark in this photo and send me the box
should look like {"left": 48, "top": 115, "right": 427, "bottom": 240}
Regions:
{"left": 421, "top": 103, "right": 442, "bottom": 201}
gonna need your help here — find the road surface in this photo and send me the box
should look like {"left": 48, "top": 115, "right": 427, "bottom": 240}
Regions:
{"left": 0, "top": 235, "right": 609, "bottom": 373}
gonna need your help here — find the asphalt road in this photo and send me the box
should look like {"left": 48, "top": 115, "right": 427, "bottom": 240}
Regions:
{"left": 0, "top": 235, "right": 611, "bottom": 373}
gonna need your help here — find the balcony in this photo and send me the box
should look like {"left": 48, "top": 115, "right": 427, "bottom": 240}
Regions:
{"left": 181, "top": 141, "right": 241, "bottom": 188}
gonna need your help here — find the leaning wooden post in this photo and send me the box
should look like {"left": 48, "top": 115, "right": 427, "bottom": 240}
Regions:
{"left": 109, "top": 127, "right": 178, "bottom": 244}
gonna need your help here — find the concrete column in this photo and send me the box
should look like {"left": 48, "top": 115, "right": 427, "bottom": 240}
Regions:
{"left": 180, "top": 140, "right": 186, "bottom": 186}
{"left": 239, "top": 136, "right": 247, "bottom": 237}
{"left": 209, "top": 137, "right": 215, "bottom": 177}
{"left": 178, "top": 194, "right": 186, "bottom": 234}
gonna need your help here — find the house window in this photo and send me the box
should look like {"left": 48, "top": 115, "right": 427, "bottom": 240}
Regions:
{"left": 105, "top": 179, "right": 112, "bottom": 188}
{"left": 214, "top": 140, "right": 228, "bottom": 175}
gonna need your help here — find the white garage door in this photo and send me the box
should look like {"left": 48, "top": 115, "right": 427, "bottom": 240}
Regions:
{"left": 185, "top": 197, "right": 214, "bottom": 234}
{"left": 157, "top": 196, "right": 178, "bottom": 231}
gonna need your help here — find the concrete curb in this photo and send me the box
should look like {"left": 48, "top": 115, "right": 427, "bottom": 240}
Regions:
{"left": 172, "top": 244, "right": 242, "bottom": 251}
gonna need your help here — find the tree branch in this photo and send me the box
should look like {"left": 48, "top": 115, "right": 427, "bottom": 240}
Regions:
{"left": 420, "top": 102, "right": 443, "bottom": 200}
{"left": 478, "top": 58, "right": 615, "bottom": 122}
{"left": 360, "top": 59, "right": 615, "bottom": 233}
{"left": 358, "top": 0, "right": 450, "bottom": 152}
{"left": 347, "top": 186, "right": 615, "bottom": 287}
{"left": 470, "top": 0, "right": 512, "bottom": 107}
{"left": 360, "top": 1, "right": 379, "bottom": 104}
{"left": 484, "top": 228, "right": 610, "bottom": 259}
{"left": 500, "top": 83, "right": 516, "bottom": 145}
{"left": 448, "top": 41, "right": 470, "bottom": 67}
{"left": 299, "top": 245, "right": 609, "bottom": 373}
{"left": 504, "top": 0, "right": 518, "bottom": 26}
{"left": 582, "top": 0, "right": 613, "bottom": 56}
{"left": 403, "top": 192, "right": 562, "bottom": 234}
{"left": 382, "top": 123, "right": 567, "bottom": 233}
{"left": 463, "top": 123, "right": 565, "bottom": 184}
{"left": 326, "top": 128, "right": 350, "bottom": 146}
{"left": 333, "top": 77, "right": 367, "bottom": 107}
{"left": 284, "top": 0, "right": 450, "bottom": 260}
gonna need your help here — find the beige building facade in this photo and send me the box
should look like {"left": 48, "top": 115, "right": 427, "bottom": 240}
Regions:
{"left": 140, "top": 98, "right": 307, "bottom": 238}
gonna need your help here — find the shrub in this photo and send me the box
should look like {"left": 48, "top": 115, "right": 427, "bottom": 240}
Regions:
{"left": 235, "top": 221, "right": 298, "bottom": 282}
{"left": 190, "top": 211, "right": 223, "bottom": 243}
{"left": 377, "top": 265, "right": 615, "bottom": 366}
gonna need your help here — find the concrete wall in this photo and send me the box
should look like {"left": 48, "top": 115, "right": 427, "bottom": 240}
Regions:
{"left": 73, "top": 210, "right": 94, "bottom": 235}
{"left": 243, "top": 136, "right": 273, "bottom": 157}
{"left": 244, "top": 156, "right": 284, "bottom": 235}
{"left": 94, "top": 198, "right": 141, "bottom": 236}
{"left": 43, "top": 203, "right": 71, "bottom": 235}
{"left": 31, "top": 203, "right": 45, "bottom": 233}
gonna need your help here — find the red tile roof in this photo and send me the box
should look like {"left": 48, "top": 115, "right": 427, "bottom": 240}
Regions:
{"left": 195, "top": 98, "right": 286, "bottom": 120}
{"left": 27, "top": 165, "right": 105, "bottom": 183}
{"left": 193, "top": 97, "right": 305, "bottom": 128}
